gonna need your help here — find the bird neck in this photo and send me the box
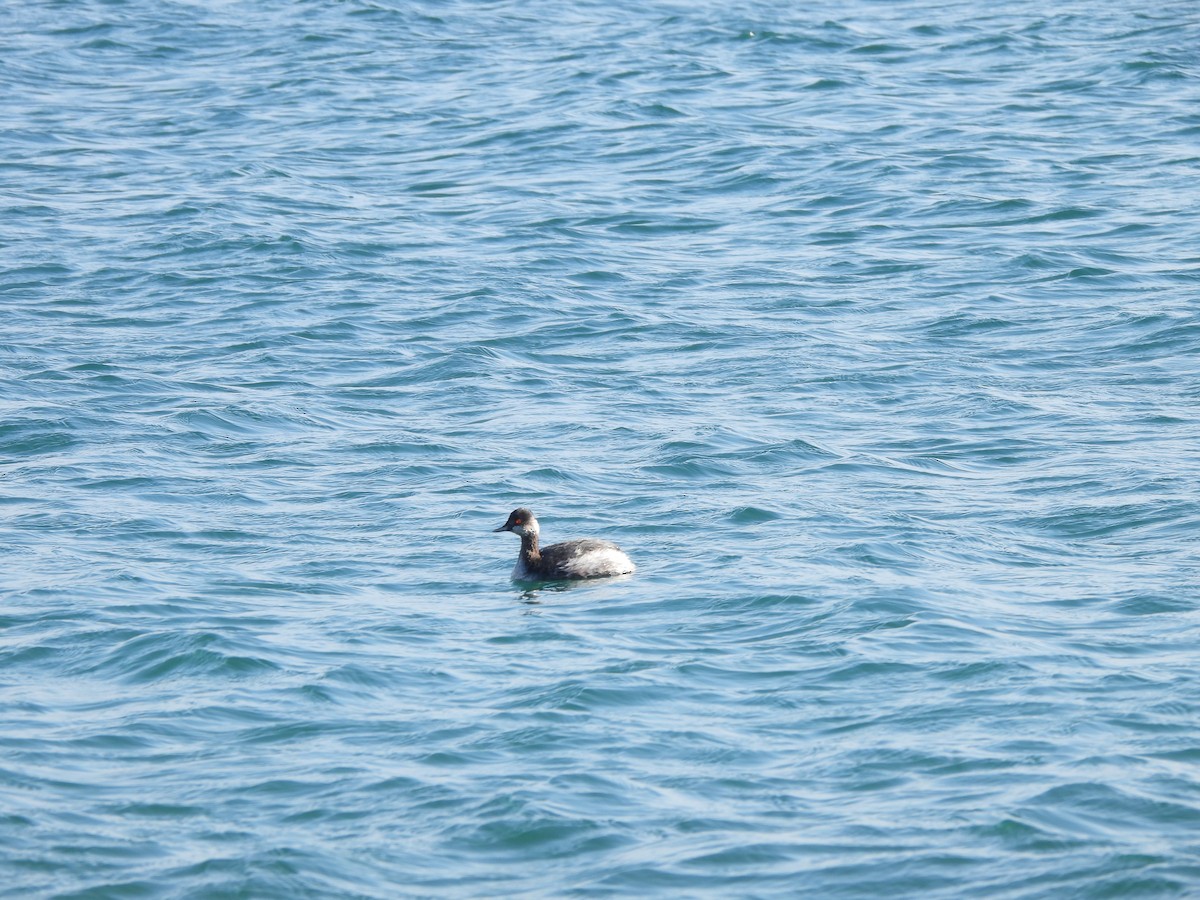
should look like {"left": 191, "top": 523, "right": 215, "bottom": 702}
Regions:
{"left": 519, "top": 530, "right": 541, "bottom": 563}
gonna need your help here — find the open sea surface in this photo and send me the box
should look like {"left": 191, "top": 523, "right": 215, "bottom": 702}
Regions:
{"left": 3, "top": 0, "right": 1200, "bottom": 896}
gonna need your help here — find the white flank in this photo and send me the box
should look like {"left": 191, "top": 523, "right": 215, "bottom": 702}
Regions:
{"left": 561, "top": 547, "right": 635, "bottom": 578}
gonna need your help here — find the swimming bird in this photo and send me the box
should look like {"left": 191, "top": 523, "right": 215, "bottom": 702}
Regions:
{"left": 493, "top": 507, "right": 635, "bottom": 581}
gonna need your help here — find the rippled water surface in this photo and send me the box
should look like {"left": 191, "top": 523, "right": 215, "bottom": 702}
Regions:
{"left": 3, "top": 0, "right": 1200, "bottom": 896}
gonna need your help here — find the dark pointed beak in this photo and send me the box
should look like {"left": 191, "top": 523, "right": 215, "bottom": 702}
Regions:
{"left": 493, "top": 523, "right": 510, "bottom": 532}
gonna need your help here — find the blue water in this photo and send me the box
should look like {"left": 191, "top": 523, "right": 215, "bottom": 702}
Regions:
{"left": 3, "top": 0, "right": 1200, "bottom": 896}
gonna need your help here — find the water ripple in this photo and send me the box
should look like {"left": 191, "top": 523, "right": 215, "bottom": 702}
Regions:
{"left": 3, "top": 0, "right": 1200, "bottom": 897}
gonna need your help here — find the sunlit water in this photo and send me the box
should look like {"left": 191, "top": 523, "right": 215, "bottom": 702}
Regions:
{"left": 3, "top": 1, "right": 1200, "bottom": 896}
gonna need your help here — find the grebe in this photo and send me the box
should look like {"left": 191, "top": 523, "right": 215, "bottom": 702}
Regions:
{"left": 493, "top": 507, "right": 635, "bottom": 580}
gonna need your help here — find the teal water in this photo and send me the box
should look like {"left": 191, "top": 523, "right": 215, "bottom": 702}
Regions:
{"left": 3, "top": 0, "right": 1200, "bottom": 896}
